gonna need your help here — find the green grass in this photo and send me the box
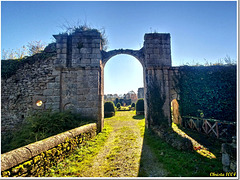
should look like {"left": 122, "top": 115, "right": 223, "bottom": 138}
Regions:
{"left": 142, "top": 129, "right": 223, "bottom": 177}
{"left": 46, "top": 111, "right": 223, "bottom": 177}
{"left": 46, "top": 111, "right": 144, "bottom": 177}
{"left": 46, "top": 122, "right": 112, "bottom": 177}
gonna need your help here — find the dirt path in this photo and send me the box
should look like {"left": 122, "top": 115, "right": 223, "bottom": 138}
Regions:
{"left": 48, "top": 111, "right": 167, "bottom": 177}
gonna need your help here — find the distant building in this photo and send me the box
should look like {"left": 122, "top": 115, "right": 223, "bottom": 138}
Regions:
{"left": 127, "top": 90, "right": 138, "bottom": 103}
{"left": 138, "top": 88, "right": 144, "bottom": 99}
{"left": 104, "top": 91, "right": 138, "bottom": 106}
{"left": 104, "top": 94, "right": 119, "bottom": 102}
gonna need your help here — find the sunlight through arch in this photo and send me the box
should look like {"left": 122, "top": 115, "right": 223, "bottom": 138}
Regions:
{"left": 104, "top": 54, "right": 144, "bottom": 96}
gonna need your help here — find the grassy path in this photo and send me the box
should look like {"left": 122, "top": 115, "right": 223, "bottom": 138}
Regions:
{"left": 46, "top": 111, "right": 223, "bottom": 177}
{"left": 46, "top": 111, "right": 167, "bottom": 177}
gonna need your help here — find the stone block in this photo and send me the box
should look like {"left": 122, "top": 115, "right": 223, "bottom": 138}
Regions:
{"left": 222, "top": 153, "right": 230, "bottom": 166}
{"left": 56, "top": 43, "right": 62, "bottom": 49}
{"left": 80, "top": 48, "right": 91, "bottom": 54}
{"left": 88, "top": 80, "right": 98, "bottom": 88}
{"left": 72, "top": 48, "right": 80, "bottom": 54}
{"left": 77, "top": 88, "right": 89, "bottom": 95}
{"left": 61, "top": 48, "right": 67, "bottom": 54}
{"left": 92, "top": 48, "right": 100, "bottom": 54}
{"left": 145, "top": 49, "right": 153, "bottom": 54}
{"left": 88, "top": 95, "right": 99, "bottom": 101}
{"left": 72, "top": 53, "right": 82, "bottom": 59}
{"left": 154, "top": 48, "right": 160, "bottom": 54}
{"left": 47, "top": 96, "right": 60, "bottom": 103}
{"left": 92, "top": 39, "right": 101, "bottom": 43}
{"left": 81, "top": 59, "right": 91, "bottom": 64}
{"left": 90, "top": 88, "right": 98, "bottom": 94}
{"left": 77, "top": 102, "right": 87, "bottom": 108}
{"left": 85, "top": 101, "right": 95, "bottom": 108}
{"left": 53, "top": 89, "right": 60, "bottom": 96}
{"left": 91, "top": 58, "right": 100, "bottom": 64}
{"left": 45, "top": 102, "right": 60, "bottom": 110}
{"left": 230, "top": 161, "right": 236, "bottom": 171}
{"left": 55, "top": 76, "right": 60, "bottom": 82}
{"left": 78, "top": 95, "right": 86, "bottom": 101}
{"left": 47, "top": 82, "right": 59, "bottom": 89}
{"left": 43, "top": 89, "right": 53, "bottom": 96}
{"left": 57, "top": 54, "right": 67, "bottom": 59}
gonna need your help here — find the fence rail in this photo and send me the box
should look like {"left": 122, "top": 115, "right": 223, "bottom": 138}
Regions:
{"left": 182, "top": 116, "right": 236, "bottom": 139}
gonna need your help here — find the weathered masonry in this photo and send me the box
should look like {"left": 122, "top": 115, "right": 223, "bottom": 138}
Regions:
{"left": 1, "top": 30, "right": 179, "bottom": 135}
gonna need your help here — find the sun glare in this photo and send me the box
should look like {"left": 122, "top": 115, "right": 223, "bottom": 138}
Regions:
{"left": 172, "top": 123, "right": 216, "bottom": 159}
{"left": 36, "top": 100, "right": 43, "bottom": 107}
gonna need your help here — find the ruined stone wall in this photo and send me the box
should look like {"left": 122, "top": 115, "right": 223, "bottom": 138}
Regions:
{"left": 143, "top": 33, "right": 172, "bottom": 128}
{"left": 1, "top": 123, "right": 97, "bottom": 177}
{"left": 53, "top": 30, "right": 104, "bottom": 131}
{"left": 2, "top": 31, "right": 176, "bottom": 136}
{"left": 1, "top": 51, "right": 58, "bottom": 135}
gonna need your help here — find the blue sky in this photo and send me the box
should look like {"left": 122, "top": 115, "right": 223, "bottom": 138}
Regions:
{"left": 1, "top": 1, "right": 237, "bottom": 94}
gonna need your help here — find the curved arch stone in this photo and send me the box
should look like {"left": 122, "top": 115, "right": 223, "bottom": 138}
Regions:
{"left": 101, "top": 48, "right": 145, "bottom": 67}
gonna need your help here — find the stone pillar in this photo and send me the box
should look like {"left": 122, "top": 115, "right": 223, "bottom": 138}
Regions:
{"left": 53, "top": 34, "right": 68, "bottom": 68}
{"left": 53, "top": 30, "right": 104, "bottom": 132}
{"left": 143, "top": 33, "right": 172, "bottom": 128}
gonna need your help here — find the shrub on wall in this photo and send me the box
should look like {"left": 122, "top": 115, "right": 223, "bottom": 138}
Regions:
{"left": 1, "top": 51, "right": 55, "bottom": 79}
{"left": 177, "top": 65, "right": 236, "bottom": 122}
{"left": 136, "top": 99, "right": 144, "bottom": 115}
{"left": 104, "top": 101, "right": 115, "bottom": 117}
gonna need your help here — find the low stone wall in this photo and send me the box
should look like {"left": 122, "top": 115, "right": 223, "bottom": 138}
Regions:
{"left": 1, "top": 123, "right": 97, "bottom": 177}
{"left": 151, "top": 125, "right": 192, "bottom": 151}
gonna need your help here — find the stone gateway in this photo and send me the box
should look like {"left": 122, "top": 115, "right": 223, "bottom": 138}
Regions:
{"left": 1, "top": 30, "right": 179, "bottom": 135}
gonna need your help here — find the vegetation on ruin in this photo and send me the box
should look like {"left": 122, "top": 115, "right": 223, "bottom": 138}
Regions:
{"left": 59, "top": 20, "right": 108, "bottom": 51}
{"left": 1, "top": 40, "right": 46, "bottom": 60}
{"left": 1, "top": 45, "right": 56, "bottom": 79}
{"left": 176, "top": 65, "right": 236, "bottom": 122}
{"left": 1, "top": 110, "right": 94, "bottom": 153}
{"left": 1, "top": 22, "right": 108, "bottom": 79}
{"left": 181, "top": 55, "right": 236, "bottom": 67}
{"left": 45, "top": 111, "right": 223, "bottom": 177}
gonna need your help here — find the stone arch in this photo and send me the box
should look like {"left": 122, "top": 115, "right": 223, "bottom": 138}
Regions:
{"left": 101, "top": 48, "right": 145, "bottom": 68}
{"left": 1, "top": 31, "right": 177, "bottom": 137}
{"left": 52, "top": 31, "right": 173, "bottom": 132}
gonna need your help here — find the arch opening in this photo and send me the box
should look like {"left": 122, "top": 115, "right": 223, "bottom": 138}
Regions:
{"left": 103, "top": 54, "right": 145, "bottom": 117}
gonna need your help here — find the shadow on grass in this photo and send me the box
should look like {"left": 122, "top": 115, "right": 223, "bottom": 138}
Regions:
{"left": 137, "top": 127, "right": 224, "bottom": 177}
{"left": 132, "top": 115, "right": 145, "bottom": 120}
{"left": 177, "top": 126, "right": 223, "bottom": 158}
